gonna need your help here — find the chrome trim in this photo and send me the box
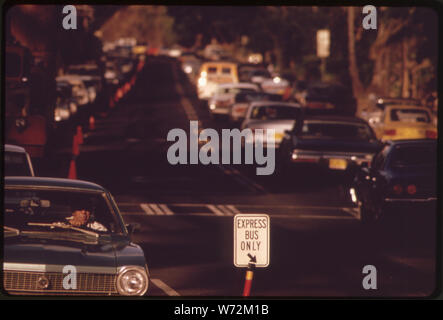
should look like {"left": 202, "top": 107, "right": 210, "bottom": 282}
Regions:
{"left": 292, "top": 149, "right": 373, "bottom": 160}
{"left": 116, "top": 265, "right": 149, "bottom": 296}
{"left": 3, "top": 263, "right": 117, "bottom": 274}
{"left": 384, "top": 197, "right": 437, "bottom": 203}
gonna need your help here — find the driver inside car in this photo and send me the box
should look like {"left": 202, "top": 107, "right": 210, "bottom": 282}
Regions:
{"left": 67, "top": 209, "right": 108, "bottom": 232}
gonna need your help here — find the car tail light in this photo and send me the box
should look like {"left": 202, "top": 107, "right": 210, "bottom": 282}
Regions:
{"left": 393, "top": 184, "right": 403, "bottom": 195}
{"left": 407, "top": 184, "right": 417, "bottom": 195}
{"left": 384, "top": 129, "right": 396, "bottom": 136}
{"left": 426, "top": 130, "right": 437, "bottom": 139}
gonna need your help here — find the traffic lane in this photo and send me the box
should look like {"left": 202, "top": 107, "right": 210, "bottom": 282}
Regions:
{"left": 122, "top": 210, "right": 435, "bottom": 297}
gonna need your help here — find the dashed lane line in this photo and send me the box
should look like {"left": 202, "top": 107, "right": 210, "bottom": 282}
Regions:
{"left": 151, "top": 278, "right": 180, "bottom": 296}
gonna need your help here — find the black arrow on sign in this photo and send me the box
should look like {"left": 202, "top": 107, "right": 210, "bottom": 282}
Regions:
{"left": 247, "top": 253, "right": 257, "bottom": 263}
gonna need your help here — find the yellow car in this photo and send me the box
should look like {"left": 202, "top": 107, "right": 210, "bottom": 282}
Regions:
{"left": 370, "top": 105, "right": 437, "bottom": 141}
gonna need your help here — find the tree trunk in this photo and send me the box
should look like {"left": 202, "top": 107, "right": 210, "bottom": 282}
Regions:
{"left": 347, "top": 7, "right": 364, "bottom": 98}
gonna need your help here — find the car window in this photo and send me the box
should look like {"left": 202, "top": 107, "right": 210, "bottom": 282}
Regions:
{"left": 300, "top": 122, "right": 375, "bottom": 140}
{"left": 222, "top": 67, "right": 232, "bottom": 74}
{"left": 4, "top": 189, "right": 123, "bottom": 234}
{"left": 251, "top": 106, "right": 301, "bottom": 120}
{"left": 5, "top": 152, "right": 32, "bottom": 176}
{"left": 371, "top": 147, "right": 388, "bottom": 170}
{"left": 389, "top": 109, "right": 430, "bottom": 123}
{"left": 388, "top": 145, "right": 436, "bottom": 167}
{"left": 207, "top": 67, "right": 217, "bottom": 74}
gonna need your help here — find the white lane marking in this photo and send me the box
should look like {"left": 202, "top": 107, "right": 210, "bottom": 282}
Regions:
{"left": 206, "top": 204, "right": 224, "bottom": 216}
{"left": 140, "top": 203, "right": 155, "bottom": 215}
{"left": 149, "top": 203, "right": 165, "bottom": 215}
{"left": 226, "top": 205, "right": 241, "bottom": 215}
{"left": 159, "top": 204, "right": 174, "bottom": 215}
{"left": 151, "top": 278, "right": 180, "bottom": 296}
{"left": 342, "top": 207, "right": 360, "bottom": 220}
{"left": 217, "top": 205, "right": 233, "bottom": 216}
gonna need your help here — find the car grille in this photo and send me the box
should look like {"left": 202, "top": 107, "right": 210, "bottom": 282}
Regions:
{"left": 2, "top": 271, "right": 118, "bottom": 295}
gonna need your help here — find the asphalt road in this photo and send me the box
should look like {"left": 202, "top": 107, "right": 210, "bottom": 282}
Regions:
{"left": 38, "top": 56, "right": 437, "bottom": 297}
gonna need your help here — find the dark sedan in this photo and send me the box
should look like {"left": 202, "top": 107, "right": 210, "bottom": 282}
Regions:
{"left": 3, "top": 177, "right": 149, "bottom": 296}
{"left": 352, "top": 139, "right": 437, "bottom": 224}
{"left": 277, "top": 116, "right": 382, "bottom": 174}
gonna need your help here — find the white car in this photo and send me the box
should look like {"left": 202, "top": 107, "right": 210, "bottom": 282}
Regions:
{"left": 241, "top": 102, "right": 303, "bottom": 146}
{"left": 260, "top": 76, "right": 290, "bottom": 95}
{"left": 208, "top": 83, "right": 259, "bottom": 117}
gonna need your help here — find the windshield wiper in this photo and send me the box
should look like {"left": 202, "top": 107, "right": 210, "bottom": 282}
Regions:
{"left": 4, "top": 226, "right": 20, "bottom": 236}
{"left": 27, "top": 222, "right": 99, "bottom": 239}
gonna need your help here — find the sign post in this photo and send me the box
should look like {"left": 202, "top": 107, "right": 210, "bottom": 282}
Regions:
{"left": 234, "top": 214, "right": 270, "bottom": 296}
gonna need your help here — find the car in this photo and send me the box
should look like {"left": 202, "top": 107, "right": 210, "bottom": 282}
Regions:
{"left": 56, "top": 76, "right": 90, "bottom": 106}
{"left": 66, "top": 63, "right": 103, "bottom": 93}
{"left": 3, "top": 177, "right": 150, "bottom": 296}
{"left": 298, "top": 82, "right": 357, "bottom": 116}
{"left": 241, "top": 102, "right": 303, "bottom": 147}
{"left": 260, "top": 76, "right": 290, "bottom": 96}
{"left": 5, "top": 144, "right": 35, "bottom": 176}
{"left": 361, "top": 97, "right": 421, "bottom": 123}
{"left": 352, "top": 139, "right": 437, "bottom": 224}
{"left": 229, "top": 91, "right": 282, "bottom": 124}
{"left": 369, "top": 105, "right": 437, "bottom": 141}
{"left": 197, "top": 62, "right": 239, "bottom": 100}
{"left": 208, "top": 83, "right": 260, "bottom": 118}
{"left": 277, "top": 116, "right": 381, "bottom": 174}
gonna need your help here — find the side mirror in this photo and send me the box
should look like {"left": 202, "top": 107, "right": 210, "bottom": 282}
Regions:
{"left": 126, "top": 223, "right": 140, "bottom": 236}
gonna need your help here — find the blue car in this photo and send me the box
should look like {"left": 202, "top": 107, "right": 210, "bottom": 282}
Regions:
{"left": 352, "top": 139, "right": 437, "bottom": 224}
{"left": 3, "top": 177, "right": 149, "bottom": 296}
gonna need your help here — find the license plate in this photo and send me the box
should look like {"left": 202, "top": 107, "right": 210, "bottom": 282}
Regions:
{"left": 329, "top": 158, "right": 347, "bottom": 170}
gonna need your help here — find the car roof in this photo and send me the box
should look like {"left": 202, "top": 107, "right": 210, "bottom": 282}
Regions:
{"left": 249, "top": 101, "right": 301, "bottom": 108}
{"left": 302, "top": 116, "right": 369, "bottom": 124}
{"left": 201, "top": 61, "right": 237, "bottom": 68}
{"left": 5, "top": 144, "right": 27, "bottom": 153}
{"left": 387, "top": 139, "right": 437, "bottom": 147}
{"left": 5, "top": 177, "right": 106, "bottom": 192}
{"left": 217, "top": 82, "right": 258, "bottom": 89}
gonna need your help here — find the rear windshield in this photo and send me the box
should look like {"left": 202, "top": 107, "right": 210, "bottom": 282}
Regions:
{"left": 389, "top": 145, "right": 436, "bottom": 167}
{"left": 250, "top": 105, "right": 301, "bottom": 120}
{"left": 5, "top": 152, "right": 32, "bottom": 176}
{"left": 301, "top": 122, "right": 374, "bottom": 140}
{"left": 390, "top": 109, "right": 430, "bottom": 123}
{"left": 222, "top": 68, "right": 232, "bottom": 74}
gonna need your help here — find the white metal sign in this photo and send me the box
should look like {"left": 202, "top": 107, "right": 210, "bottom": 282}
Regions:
{"left": 234, "top": 214, "right": 270, "bottom": 268}
{"left": 316, "top": 29, "right": 330, "bottom": 58}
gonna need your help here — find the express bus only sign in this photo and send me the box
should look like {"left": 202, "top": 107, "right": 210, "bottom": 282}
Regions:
{"left": 234, "top": 214, "right": 270, "bottom": 268}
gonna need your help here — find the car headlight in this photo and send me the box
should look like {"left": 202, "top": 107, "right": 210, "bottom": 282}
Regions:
{"left": 116, "top": 266, "right": 149, "bottom": 296}
{"left": 198, "top": 77, "right": 207, "bottom": 86}
{"left": 184, "top": 65, "right": 193, "bottom": 74}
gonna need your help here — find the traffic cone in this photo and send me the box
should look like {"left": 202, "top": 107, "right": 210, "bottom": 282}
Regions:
{"left": 68, "top": 158, "right": 77, "bottom": 179}
{"left": 89, "top": 115, "right": 96, "bottom": 130}
{"left": 72, "top": 134, "right": 80, "bottom": 156}
{"left": 76, "top": 126, "right": 84, "bottom": 145}
{"left": 124, "top": 82, "right": 131, "bottom": 93}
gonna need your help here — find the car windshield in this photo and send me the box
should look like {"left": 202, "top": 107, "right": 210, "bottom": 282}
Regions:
{"left": 5, "top": 152, "right": 32, "bottom": 176}
{"left": 301, "top": 121, "right": 374, "bottom": 140}
{"left": 390, "top": 109, "right": 430, "bottom": 123}
{"left": 4, "top": 188, "right": 123, "bottom": 234}
{"left": 251, "top": 105, "right": 301, "bottom": 120}
{"left": 389, "top": 145, "right": 436, "bottom": 167}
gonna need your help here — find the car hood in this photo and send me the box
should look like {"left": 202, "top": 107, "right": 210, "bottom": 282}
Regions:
{"left": 3, "top": 234, "right": 136, "bottom": 271}
{"left": 294, "top": 137, "right": 381, "bottom": 154}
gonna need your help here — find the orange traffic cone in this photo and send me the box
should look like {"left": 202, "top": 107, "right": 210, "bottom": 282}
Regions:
{"left": 72, "top": 134, "right": 80, "bottom": 156}
{"left": 76, "top": 126, "right": 84, "bottom": 145}
{"left": 68, "top": 159, "right": 77, "bottom": 179}
{"left": 89, "top": 115, "right": 96, "bottom": 130}
{"left": 124, "top": 82, "right": 131, "bottom": 93}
